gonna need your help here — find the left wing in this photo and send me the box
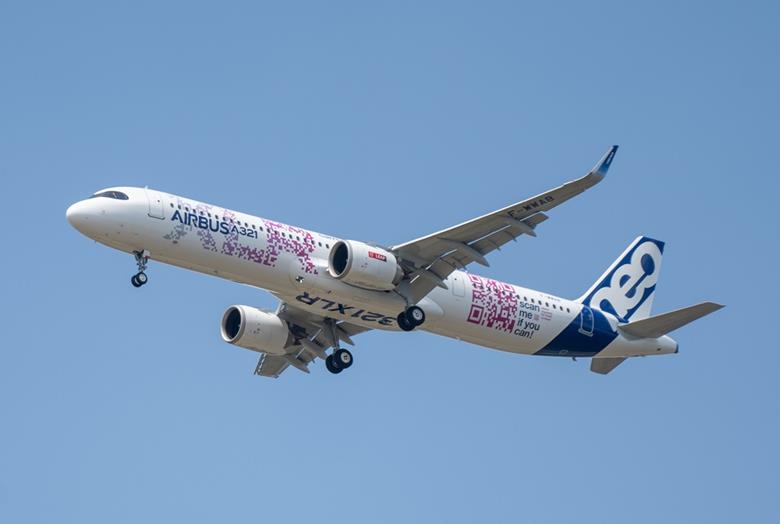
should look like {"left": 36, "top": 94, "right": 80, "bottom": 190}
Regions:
{"left": 392, "top": 146, "right": 618, "bottom": 302}
{"left": 254, "top": 301, "right": 372, "bottom": 378}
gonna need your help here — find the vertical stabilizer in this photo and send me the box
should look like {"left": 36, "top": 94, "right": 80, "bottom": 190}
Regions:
{"left": 578, "top": 237, "right": 665, "bottom": 322}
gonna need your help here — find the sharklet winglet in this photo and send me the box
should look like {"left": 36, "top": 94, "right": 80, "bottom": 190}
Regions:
{"left": 591, "top": 145, "right": 619, "bottom": 179}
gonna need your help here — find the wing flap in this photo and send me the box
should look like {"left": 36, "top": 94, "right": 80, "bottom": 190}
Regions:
{"left": 252, "top": 300, "right": 374, "bottom": 378}
{"left": 254, "top": 353, "right": 290, "bottom": 378}
{"left": 467, "top": 212, "right": 549, "bottom": 258}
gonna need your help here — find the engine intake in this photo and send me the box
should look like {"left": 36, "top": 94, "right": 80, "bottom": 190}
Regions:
{"left": 328, "top": 240, "right": 403, "bottom": 291}
{"left": 220, "top": 305, "right": 290, "bottom": 355}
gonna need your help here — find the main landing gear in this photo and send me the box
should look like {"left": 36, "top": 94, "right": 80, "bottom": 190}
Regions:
{"left": 325, "top": 348, "right": 353, "bottom": 374}
{"left": 321, "top": 318, "right": 354, "bottom": 375}
{"left": 397, "top": 305, "right": 426, "bottom": 332}
{"left": 131, "top": 250, "right": 150, "bottom": 288}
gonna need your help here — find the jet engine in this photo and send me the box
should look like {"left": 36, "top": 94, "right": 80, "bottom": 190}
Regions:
{"left": 327, "top": 240, "right": 403, "bottom": 291}
{"left": 220, "top": 305, "right": 290, "bottom": 355}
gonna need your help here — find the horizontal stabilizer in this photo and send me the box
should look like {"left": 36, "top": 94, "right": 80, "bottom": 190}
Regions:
{"left": 591, "top": 357, "right": 626, "bottom": 375}
{"left": 618, "top": 302, "right": 724, "bottom": 339}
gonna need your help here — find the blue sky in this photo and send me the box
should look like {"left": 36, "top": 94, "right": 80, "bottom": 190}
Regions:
{"left": 1, "top": 1, "right": 778, "bottom": 522}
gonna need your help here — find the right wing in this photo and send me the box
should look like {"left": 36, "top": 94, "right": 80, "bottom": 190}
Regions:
{"left": 253, "top": 301, "right": 372, "bottom": 378}
{"left": 392, "top": 146, "right": 618, "bottom": 302}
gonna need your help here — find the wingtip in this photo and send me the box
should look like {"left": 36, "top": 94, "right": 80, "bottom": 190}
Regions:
{"left": 592, "top": 145, "right": 619, "bottom": 177}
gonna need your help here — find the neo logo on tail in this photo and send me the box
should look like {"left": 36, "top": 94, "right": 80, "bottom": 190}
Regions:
{"left": 579, "top": 237, "right": 665, "bottom": 323}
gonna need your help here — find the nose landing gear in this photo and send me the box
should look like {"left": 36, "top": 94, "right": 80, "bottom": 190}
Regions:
{"left": 131, "top": 250, "right": 150, "bottom": 288}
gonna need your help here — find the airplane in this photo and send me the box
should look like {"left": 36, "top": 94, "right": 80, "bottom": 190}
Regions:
{"left": 65, "top": 146, "right": 722, "bottom": 377}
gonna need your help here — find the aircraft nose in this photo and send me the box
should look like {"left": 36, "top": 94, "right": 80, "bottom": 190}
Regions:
{"left": 66, "top": 199, "right": 101, "bottom": 236}
{"left": 66, "top": 200, "right": 90, "bottom": 228}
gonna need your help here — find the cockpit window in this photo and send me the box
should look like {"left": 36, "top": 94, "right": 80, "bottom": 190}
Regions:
{"left": 90, "top": 191, "right": 129, "bottom": 200}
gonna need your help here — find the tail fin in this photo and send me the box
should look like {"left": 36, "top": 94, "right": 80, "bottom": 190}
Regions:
{"left": 578, "top": 236, "right": 665, "bottom": 322}
{"left": 618, "top": 302, "right": 724, "bottom": 339}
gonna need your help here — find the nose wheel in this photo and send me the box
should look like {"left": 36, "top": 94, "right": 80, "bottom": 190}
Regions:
{"left": 131, "top": 250, "right": 150, "bottom": 288}
{"left": 131, "top": 272, "right": 148, "bottom": 288}
{"left": 397, "top": 305, "right": 425, "bottom": 331}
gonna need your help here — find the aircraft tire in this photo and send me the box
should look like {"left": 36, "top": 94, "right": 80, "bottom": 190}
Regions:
{"left": 334, "top": 348, "right": 353, "bottom": 369}
{"left": 397, "top": 312, "right": 415, "bottom": 332}
{"left": 406, "top": 306, "right": 425, "bottom": 326}
{"left": 325, "top": 355, "right": 342, "bottom": 374}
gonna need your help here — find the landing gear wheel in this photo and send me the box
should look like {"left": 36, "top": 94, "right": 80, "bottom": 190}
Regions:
{"left": 131, "top": 272, "right": 147, "bottom": 288}
{"left": 406, "top": 306, "right": 425, "bottom": 327}
{"left": 131, "top": 250, "right": 150, "bottom": 288}
{"left": 397, "top": 311, "right": 415, "bottom": 332}
{"left": 334, "top": 348, "right": 353, "bottom": 369}
{"left": 325, "top": 354, "right": 343, "bottom": 374}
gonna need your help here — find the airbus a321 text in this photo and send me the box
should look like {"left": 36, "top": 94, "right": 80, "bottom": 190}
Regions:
{"left": 66, "top": 146, "right": 722, "bottom": 377}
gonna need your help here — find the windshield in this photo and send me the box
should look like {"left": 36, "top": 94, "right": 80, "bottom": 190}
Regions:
{"left": 89, "top": 191, "right": 129, "bottom": 200}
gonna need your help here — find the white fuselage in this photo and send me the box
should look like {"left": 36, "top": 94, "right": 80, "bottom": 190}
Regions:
{"left": 66, "top": 187, "right": 677, "bottom": 360}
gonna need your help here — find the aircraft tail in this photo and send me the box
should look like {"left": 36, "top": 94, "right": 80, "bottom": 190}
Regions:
{"left": 578, "top": 236, "right": 665, "bottom": 322}
{"left": 590, "top": 302, "right": 724, "bottom": 375}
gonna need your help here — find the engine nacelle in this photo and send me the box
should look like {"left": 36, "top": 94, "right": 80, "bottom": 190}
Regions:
{"left": 220, "top": 305, "right": 290, "bottom": 355}
{"left": 327, "top": 240, "right": 403, "bottom": 291}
